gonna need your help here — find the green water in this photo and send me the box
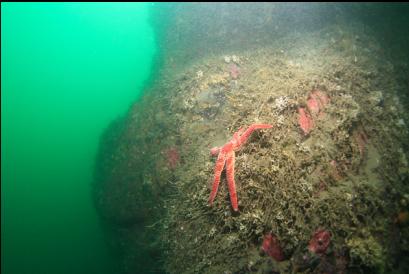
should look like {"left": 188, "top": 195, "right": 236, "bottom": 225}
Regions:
{"left": 1, "top": 3, "right": 155, "bottom": 273}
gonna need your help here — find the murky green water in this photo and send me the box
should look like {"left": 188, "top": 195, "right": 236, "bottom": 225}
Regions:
{"left": 3, "top": 3, "right": 409, "bottom": 274}
{"left": 1, "top": 3, "right": 155, "bottom": 273}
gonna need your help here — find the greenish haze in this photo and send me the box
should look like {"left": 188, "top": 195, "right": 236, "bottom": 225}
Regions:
{"left": 1, "top": 3, "right": 155, "bottom": 274}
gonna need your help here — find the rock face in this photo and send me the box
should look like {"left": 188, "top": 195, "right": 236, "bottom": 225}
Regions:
{"left": 163, "top": 147, "right": 180, "bottom": 170}
{"left": 94, "top": 3, "right": 409, "bottom": 274}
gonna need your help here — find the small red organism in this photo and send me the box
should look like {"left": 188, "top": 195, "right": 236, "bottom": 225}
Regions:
{"left": 229, "top": 63, "right": 240, "bottom": 79}
{"left": 312, "top": 89, "right": 330, "bottom": 106}
{"left": 298, "top": 107, "right": 314, "bottom": 135}
{"left": 163, "top": 147, "right": 180, "bottom": 170}
{"left": 307, "top": 89, "right": 329, "bottom": 117}
{"left": 308, "top": 229, "right": 331, "bottom": 254}
{"left": 298, "top": 89, "right": 330, "bottom": 135}
{"left": 261, "top": 232, "right": 285, "bottom": 261}
{"left": 307, "top": 96, "right": 321, "bottom": 115}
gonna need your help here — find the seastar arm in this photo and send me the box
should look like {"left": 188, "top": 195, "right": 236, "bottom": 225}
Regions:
{"left": 225, "top": 150, "right": 238, "bottom": 211}
{"left": 237, "top": 124, "right": 273, "bottom": 147}
{"left": 235, "top": 127, "right": 245, "bottom": 137}
{"left": 208, "top": 151, "right": 226, "bottom": 206}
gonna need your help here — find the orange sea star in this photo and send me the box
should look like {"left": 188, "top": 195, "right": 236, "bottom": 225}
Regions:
{"left": 209, "top": 124, "right": 273, "bottom": 211}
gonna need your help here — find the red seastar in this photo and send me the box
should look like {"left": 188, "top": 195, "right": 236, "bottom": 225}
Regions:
{"left": 209, "top": 124, "right": 273, "bottom": 211}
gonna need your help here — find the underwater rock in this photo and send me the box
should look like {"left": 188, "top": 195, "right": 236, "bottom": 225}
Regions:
{"left": 353, "top": 128, "right": 369, "bottom": 159}
{"left": 163, "top": 147, "right": 180, "bottom": 170}
{"left": 329, "top": 160, "right": 343, "bottom": 181}
{"left": 261, "top": 232, "right": 285, "bottom": 261}
{"left": 97, "top": 10, "right": 409, "bottom": 272}
{"left": 291, "top": 248, "right": 321, "bottom": 272}
{"left": 368, "top": 90, "right": 384, "bottom": 107}
{"left": 346, "top": 232, "right": 385, "bottom": 270}
{"left": 308, "top": 229, "right": 331, "bottom": 254}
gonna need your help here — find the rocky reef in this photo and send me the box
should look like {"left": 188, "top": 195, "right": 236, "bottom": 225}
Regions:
{"left": 94, "top": 4, "right": 409, "bottom": 274}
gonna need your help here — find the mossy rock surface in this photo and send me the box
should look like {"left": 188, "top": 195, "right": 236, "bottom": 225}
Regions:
{"left": 94, "top": 7, "right": 409, "bottom": 274}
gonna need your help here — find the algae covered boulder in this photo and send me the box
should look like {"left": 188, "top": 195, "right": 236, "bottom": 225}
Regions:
{"left": 94, "top": 3, "right": 409, "bottom": 274}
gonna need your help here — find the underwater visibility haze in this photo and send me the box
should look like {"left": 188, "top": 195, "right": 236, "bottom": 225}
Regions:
{"left": 3, "top": 2, "right": 409, "bottom": 274}
{"left": 2, "top": 3, "right": 154, "bottom": 274}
